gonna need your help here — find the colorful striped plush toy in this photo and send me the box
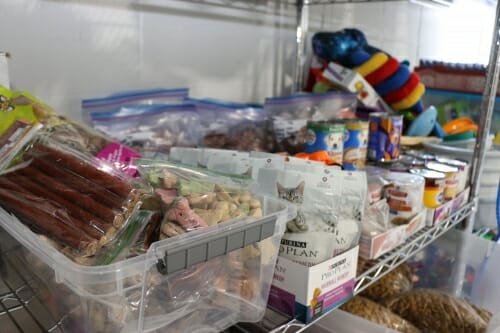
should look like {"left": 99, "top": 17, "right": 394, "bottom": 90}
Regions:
{"left": 310, "top": 29, "right": 425, "bottom": 118}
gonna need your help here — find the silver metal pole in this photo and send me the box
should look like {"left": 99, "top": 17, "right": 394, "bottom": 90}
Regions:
{"left": 293, "top": 0, "right": 309, "bottom": 93}
{"left": 467, "top": 0, "right": 500, "bottom": 232}
{"left": 451, "top": 0, "right": 500, "bottom": 297}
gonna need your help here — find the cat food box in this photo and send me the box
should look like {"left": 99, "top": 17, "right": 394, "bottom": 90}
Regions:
{"left": 359, "top": 209, "right": 427, "bottom": 260}
{"left": 268, "top": 246, "right": 359, "bottom": 324}
{"left": 426, "top": 187, "right": 470, "bottom": 226}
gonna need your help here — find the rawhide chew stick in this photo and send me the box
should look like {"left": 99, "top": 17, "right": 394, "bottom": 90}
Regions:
{"left": 0, "top": 188, "right": 98, "bottom": 256}
{"left": 32, "top": 143, "right": 133, "bottom": 197}
{"left": 17, "top": 166, "right": 124, "bottom": 227}
{"left": 7, "top": 173, "right": 117, "bottom": 245}
{"left": 0, "top": 176, "right": 105, "bottom": 241}
{"left": 25, "top": 153, "right": 125, "bottom": 209}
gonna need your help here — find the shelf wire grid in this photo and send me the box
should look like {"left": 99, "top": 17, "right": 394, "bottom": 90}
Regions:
{"left": 0, "top": 201, "right": 475, "bottom": 333}
{"left": 265, "top": 200, "right": 476, "bottom": 333}
{"left": 355, "top": 201, "right": 475, "bottom": 294}
{"left": 0, "top": 234, "right": 66, "bottom": 333}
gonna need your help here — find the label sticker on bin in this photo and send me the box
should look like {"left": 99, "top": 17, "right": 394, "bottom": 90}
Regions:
{"left": 157, "top": 215, "right": 277, "bottom": 275}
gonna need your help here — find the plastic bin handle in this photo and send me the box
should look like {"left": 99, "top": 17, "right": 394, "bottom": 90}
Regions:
{"left": 156, "top": 215, "right": 277, "bottom": 275}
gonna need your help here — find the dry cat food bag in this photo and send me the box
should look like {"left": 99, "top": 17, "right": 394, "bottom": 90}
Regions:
{"left": 382, "top": 289, "right": 490, "bottom": 333}
{"left": 340, "top": 296, "right": 421, "bottom": 333}
{"left": 206, "top": 153, "right": 286, "bottom": 179}
{"left": 257, "top": 168, "right": 366, "bottom": 266}
{"left": 360, "top": 262, "right": 413, "bottom": 301}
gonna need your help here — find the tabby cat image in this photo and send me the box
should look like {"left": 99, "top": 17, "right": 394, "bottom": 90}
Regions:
{"left": 277, "top": 181, "right": 307, "bottom": 232}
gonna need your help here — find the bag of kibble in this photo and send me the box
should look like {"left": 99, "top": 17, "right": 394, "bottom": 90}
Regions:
{"left": 360, "top": 262, "right": 413, "bottom": 301}
{"left": 382, "top": 289, "right": 491, "bottom": 333}
{"left": 340, "top": 296, "right": 421, "bottom": 333}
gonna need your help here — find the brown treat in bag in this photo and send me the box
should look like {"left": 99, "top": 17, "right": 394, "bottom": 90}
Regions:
{"left": 468, "top": 301, "right": 493, "bottom": 323}
{"left": 340, "top": 296, "right": 421, "bottom": 333}
{"left": 360, "top": 262, "right": 413, "bottom": 301}
{"left": 382, "top": 289, "right": 489, "bottom": 333}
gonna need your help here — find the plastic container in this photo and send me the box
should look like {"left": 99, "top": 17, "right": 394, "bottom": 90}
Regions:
{"left": 0, "top": 195, "right": 290, "bottom": 333}
{"left": 305, "top": 309, "right": 400, "bottom": 333}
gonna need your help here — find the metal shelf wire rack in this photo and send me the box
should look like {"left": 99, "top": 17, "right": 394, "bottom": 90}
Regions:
{"left": 0, "top": 231, "right": 66, "bottom": 333}
{"left": 259, "top": 201, "right": 476, "bottom": 333}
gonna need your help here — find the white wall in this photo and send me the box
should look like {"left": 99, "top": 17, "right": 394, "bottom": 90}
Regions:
{"left": 0, "top": 0, "right": 496, "bottom": 121}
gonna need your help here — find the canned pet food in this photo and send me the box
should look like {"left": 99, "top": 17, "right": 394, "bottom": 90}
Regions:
{"left": 406, "top": 151, "right": 436, "bottom": 162}
{"left": 435, "top": 157, "right": 469, "bottom": 193}
{"left": 410, "top": 168, "right": 446, "bottom": 208}
{"left": 376, "top": 160, "right": 409, "bottom": 173}
{"left": 425, "top": 161, "right": 459, "bottom": 200}
{"left": 342, "top": 121, "right": 369, "bottom": 170}
{"left": 305, "top": 121, "right": 345, "bottom": 165}
{"left": 400, "top": 155, "right": 425, "bottom": 169}
{"left": 383, "top": 172, "right": 425, "bottom": 224}
{"left": 367, "top": 113, "right": 403, "bottom": 162}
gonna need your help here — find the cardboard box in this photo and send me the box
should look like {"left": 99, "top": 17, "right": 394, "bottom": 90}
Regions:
{"left": 415, "top": 66, "right": 500, "bottom": 96}
{"left": 426, "top": 187, "right": 470, "bottom": 226}
{"left": 268, "top": 246, "right": 358, "bottom": 324}
{"left": 322, "top": 62, "right": 392, "bottom": 113}
{"left": 359, "top": 209, "right": 427, "bottom": 260}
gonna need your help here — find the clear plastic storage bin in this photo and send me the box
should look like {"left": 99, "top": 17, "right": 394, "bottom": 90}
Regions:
{"left": 305, "top": 309, "right": 400, "bottom": 333}
{"left": 0, "top": 195, "right": 290, "bottom": 333}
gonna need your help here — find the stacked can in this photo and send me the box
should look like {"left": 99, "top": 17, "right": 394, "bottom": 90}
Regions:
{"left": 426, "top": 161, "right": 460, "bottom": 200}
{"left": 367, "top": 113, "right": 403, "bottom": 162}
{"left": 409, "top": 168, "right": 446, "bottom": 208}
{"left": 342, "top": 121, "right": 369, "bottom": 170}
{"left": 435, "top": 157, "right": 470, "bottom": 193}
{"left": 305, "top": 121, "right": 345, "bottom": 166}
{"left": 384, "top": 172, "right": 425, "bottom": 225}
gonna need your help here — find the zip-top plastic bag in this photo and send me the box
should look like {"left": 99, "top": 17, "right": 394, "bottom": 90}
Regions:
{"left": 81, "top": 88, "right": 189, "bottom": 122}
{"left": 264, "top": 92, "right": 358, "bottom": 155}
{"left": 187, "top": 98, "right": 272, "bottom": 151}
{"left": 135, "top": 160, "right": 287, "bottom": 309}
{"left": 88, "top": 104, "right": 201, "bottom": 156}
{"left": 0, "top": 85, "right": 142, "bottom": 177}
{"left": 0, "top": 135, "right": 147, "bottom": 264}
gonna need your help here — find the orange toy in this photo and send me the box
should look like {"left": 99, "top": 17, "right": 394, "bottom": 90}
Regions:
{"left": 295, "top": 151, "right": 341, "bottom": 166}
{"left": 442, "top": 117, "right": 478, "bottom": 135}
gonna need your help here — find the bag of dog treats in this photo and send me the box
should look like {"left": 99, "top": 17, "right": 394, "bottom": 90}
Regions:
{"left": 87, "top": 104, "right": 201, "bottom": 156}
{"left": 81, "top": 88, "right": 189, "bottom": 121}
{"left": 187, "top": 98, "right": 272, "bottom": 152}
{"left": 264, "top": 92, "right": 357, "bottom": 155}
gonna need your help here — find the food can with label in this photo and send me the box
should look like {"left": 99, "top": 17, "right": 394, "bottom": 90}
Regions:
{"left": 425, "top": 161, "right": 459, "bottom": 200}
{"left": 383, "top": 171, "right": 425, "bottom": 224}
{"left": 400, "top": 154, "right": 426, "bottom": 169}
{"left": 409, "top": 168, "right": 446, "bottom": 208}
{"left": 435, "top": 157, "right": 469, "bottom": 193}
{"left": 305, "top": 121, "right": 345, "bottom": 166}
{"left": 367, "top": 113, "right": 403, "bottom": 162}
{"left": 406, "top": 151, "right": 436, "bottom": 162}
{"left": 342, "top": 121, "right": 369, "bottom": 170}
{"left": 376, "top": 160, "right": 409, "bottom": 173}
